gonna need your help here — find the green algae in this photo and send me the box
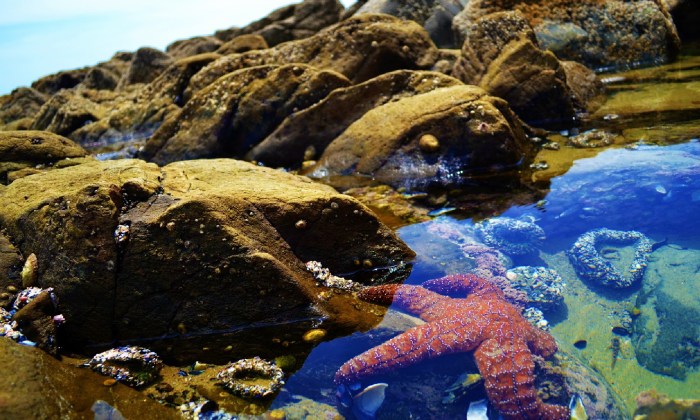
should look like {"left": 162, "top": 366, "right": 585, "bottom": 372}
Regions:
{"left": 544, "top": 246, "right": 700, "bottom": 415}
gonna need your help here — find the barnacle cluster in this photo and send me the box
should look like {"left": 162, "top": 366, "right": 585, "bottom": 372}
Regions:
{"left": 475, "top": 217, "right": 546, "bottom": 256}
{"left": 87, "top": 346, "right": 163, "bottom": 387}
{"left": 568, "top": 228, "right": 653, "bottom": 288}
{"left": 216, "top": 357, "right": 285, "bottom": 398}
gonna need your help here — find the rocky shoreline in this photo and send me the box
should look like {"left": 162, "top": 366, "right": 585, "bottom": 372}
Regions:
{"left": 1, "top": 0, "right": 699, "bottom": 418}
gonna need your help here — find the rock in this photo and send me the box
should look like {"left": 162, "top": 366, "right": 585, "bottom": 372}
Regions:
{"left": 87, "top": 346, "right": 163, "bottom": 387}
{"left": 117, "top": 47, "right": 173, "bottom": 88}
{"left": 559, "top": 60, "right": 605, "bottom": 113}
{"left": 215, "top": 0, "right": 344, "bottom": 46}
{"left": 0, "top": 87, "right": 47, "bottom": 127}
{"left": 537, "top": 351, "right": 628, "bottom": 419}
{"left": 307, "top": 84, "right": 533, "bottom": 191}
{"left": 481, "top": 37, "right": 576, "bottom": 126}
{"left": 0, "top": 339, "right": 173, "bottom": 419}
{"left": 247, "top": 70, "right": 463, "bottom": 168}
{"left": 141, "top": 64, "right": 350, "bottom": 165}
{"left": 31, "top": 91, "right": 106, "bottom": 136}
{"left": 71, "top": 53, "right": 221, "bottom": 150}
{"left": 0, "top": 130, "right": 88, "bottom": 183}
{"left": 216, "top": 34, "right": 269, "bottom": 55}
{"left": 186, "top": 14, "right": 438, "bottom": 98}
{"left": 633, "top": 246, "right": 700, "bottom": 379}
{"left": 452, "top": 11, "right": 538, "bottom": 86}
{"left": 668, "top": 0, "right": 700, "bottom": 41}
{"left": 634, "top": 389, "right": 700, "bottom": 419}
{"left": 31, "top": 68, "right": 89, "bottom": 95}
{"left": 453, "top": 11, "right": 587, "bottom": 127}
{"left": 454, "top": 0, "right": 680, "bottom": 71}
{"left": 12, "top": 289, "right": 61, "bottom": 355}
{"left": 0, "top": 158, "right": 413, "bottom": 361}
{"left": 82, "top": 66, "right": 120, "bottom": 91}
{"left": 0, "top": 232, "right": 22, "bottom": 291}
{"left": 166, "top": 36, "right": 223, "bottom": 60}
{"left": 354, "top": 0, "right": 465, "bottom": 47}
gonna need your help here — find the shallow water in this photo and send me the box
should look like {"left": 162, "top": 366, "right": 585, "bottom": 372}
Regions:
{"left": 255, "top": 49, "right": 700, "bottom": 419}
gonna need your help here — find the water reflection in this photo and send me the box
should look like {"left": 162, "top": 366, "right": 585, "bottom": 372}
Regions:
{"left": 276, "top": 141, "right": 700, "bottom": 418}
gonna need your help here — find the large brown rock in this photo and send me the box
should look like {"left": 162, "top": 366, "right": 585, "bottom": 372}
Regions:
{"left": 0, "top": 87, "right": 47, "bottom": 128}
{"left": 0, "top": 130, "right": 88, "bottom": 183}
{"left": 186, "top": 14, "right": 438, "bottom": 99}
{"left": 354, "top": 0, "right": 465, "bottom": 47}
{"left": 166, "top": 36, "right": 223, "bottom": 59}
{"left": 0, "top": 339, "right": 173, "bottom": 419}
{"left": 31, "top": 91, "right": 106, "bottom": 136}
{"left": 0, "top": 159, "right": 413, "bottom": 361}
{"left": 214, "top": 0, "right": 344, "bottom": 46}
{"left": 308, "top": 85, "right": 534, "bottom": 191}
{"left": 215, "top": 34, "right": 269, "bottom": 55}
{"left": 117, "top": 47, "right": 173, "bottom": 89}
{"left": 0, "top": 130, "right": 86, "bottom": 162}
{"left": 247, "top": 70, "right": 463, "bottom": 167}
{"left": 71, "top": 53, "right": 221, "bottom": 150}
{"left": 453, "top": 11, "right": 602, "bottom": 126}
{"left": 31, "top": 68, "right": 90, "bottom": 96}
{"left": 142, "top": 64, "right": 350, "bottom": 165}
{"left": 454, "top": 0, "right": 680, "bottom": 71}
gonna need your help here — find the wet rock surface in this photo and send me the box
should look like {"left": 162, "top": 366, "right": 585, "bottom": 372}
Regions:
{"left": 307, "top": 84, "right": 533, "bottom": 191}
{"left": 0, "top": 158, "right": 413, "bottom": 362}
{"left": 247, "top": 70, "right": 463, "bottom": 168}
{"left": 0, "top": 339, "right": 173, "bottom": 419}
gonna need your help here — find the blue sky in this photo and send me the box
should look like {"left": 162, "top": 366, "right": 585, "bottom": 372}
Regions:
{"left": 0, "top": 0, "right": 353, "bottom": 95}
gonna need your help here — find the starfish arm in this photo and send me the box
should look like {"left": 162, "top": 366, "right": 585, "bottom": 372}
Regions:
{"left": 474, "top": 338, "right": 569, "bottom": 420}
{"left": 334, "top": 318, "right": 481, "bottom": 384}
{"left": 526, "top": 324, "right": 559, "bottom": 358}
{"left": 357, "top": 284, "right": 448, "bottom": 319}
{"left": 422, "top": 274, "right": 505, "bottom": 299}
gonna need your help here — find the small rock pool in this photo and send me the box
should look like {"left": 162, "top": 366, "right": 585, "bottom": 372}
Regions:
{"left": 252, "top": 45, "right": 700, "bottom": 419}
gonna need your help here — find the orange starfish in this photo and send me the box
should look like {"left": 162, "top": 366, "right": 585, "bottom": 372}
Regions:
{"left": 335, "top": 274, "right": 569, "bottom": 420}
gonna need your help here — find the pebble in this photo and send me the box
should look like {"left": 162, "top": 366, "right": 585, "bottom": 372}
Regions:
{"left": 302, "top": 329, "right": 327, "bottom": 343}
{"left": 418, "top": 134, "right": 440, "bottom": 152}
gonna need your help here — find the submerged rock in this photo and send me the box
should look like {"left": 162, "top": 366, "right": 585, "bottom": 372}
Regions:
{"left": 0, "top": 158, "right": 413, "bottom": 361}
{"left": 87, "top": 346, "right": 163, "bottom": 387}
{"left": 474, "top": 216, "right": 546, "bottom": 256}
{"left": 568, "top": 228, "right": 653, "bottom": 289}
{"left": 633, "top": 246, "right": 700, "bottom": 380}
{"left": 307, "top": 84, "right": 533, "bottom": 191}
{"left": 634, "top": 389, "right": 700, "bottom": 419}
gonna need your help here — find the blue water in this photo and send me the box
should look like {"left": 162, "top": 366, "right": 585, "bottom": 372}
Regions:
{"left": 263, "top": 140, "right": 700, "bottom": 419}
